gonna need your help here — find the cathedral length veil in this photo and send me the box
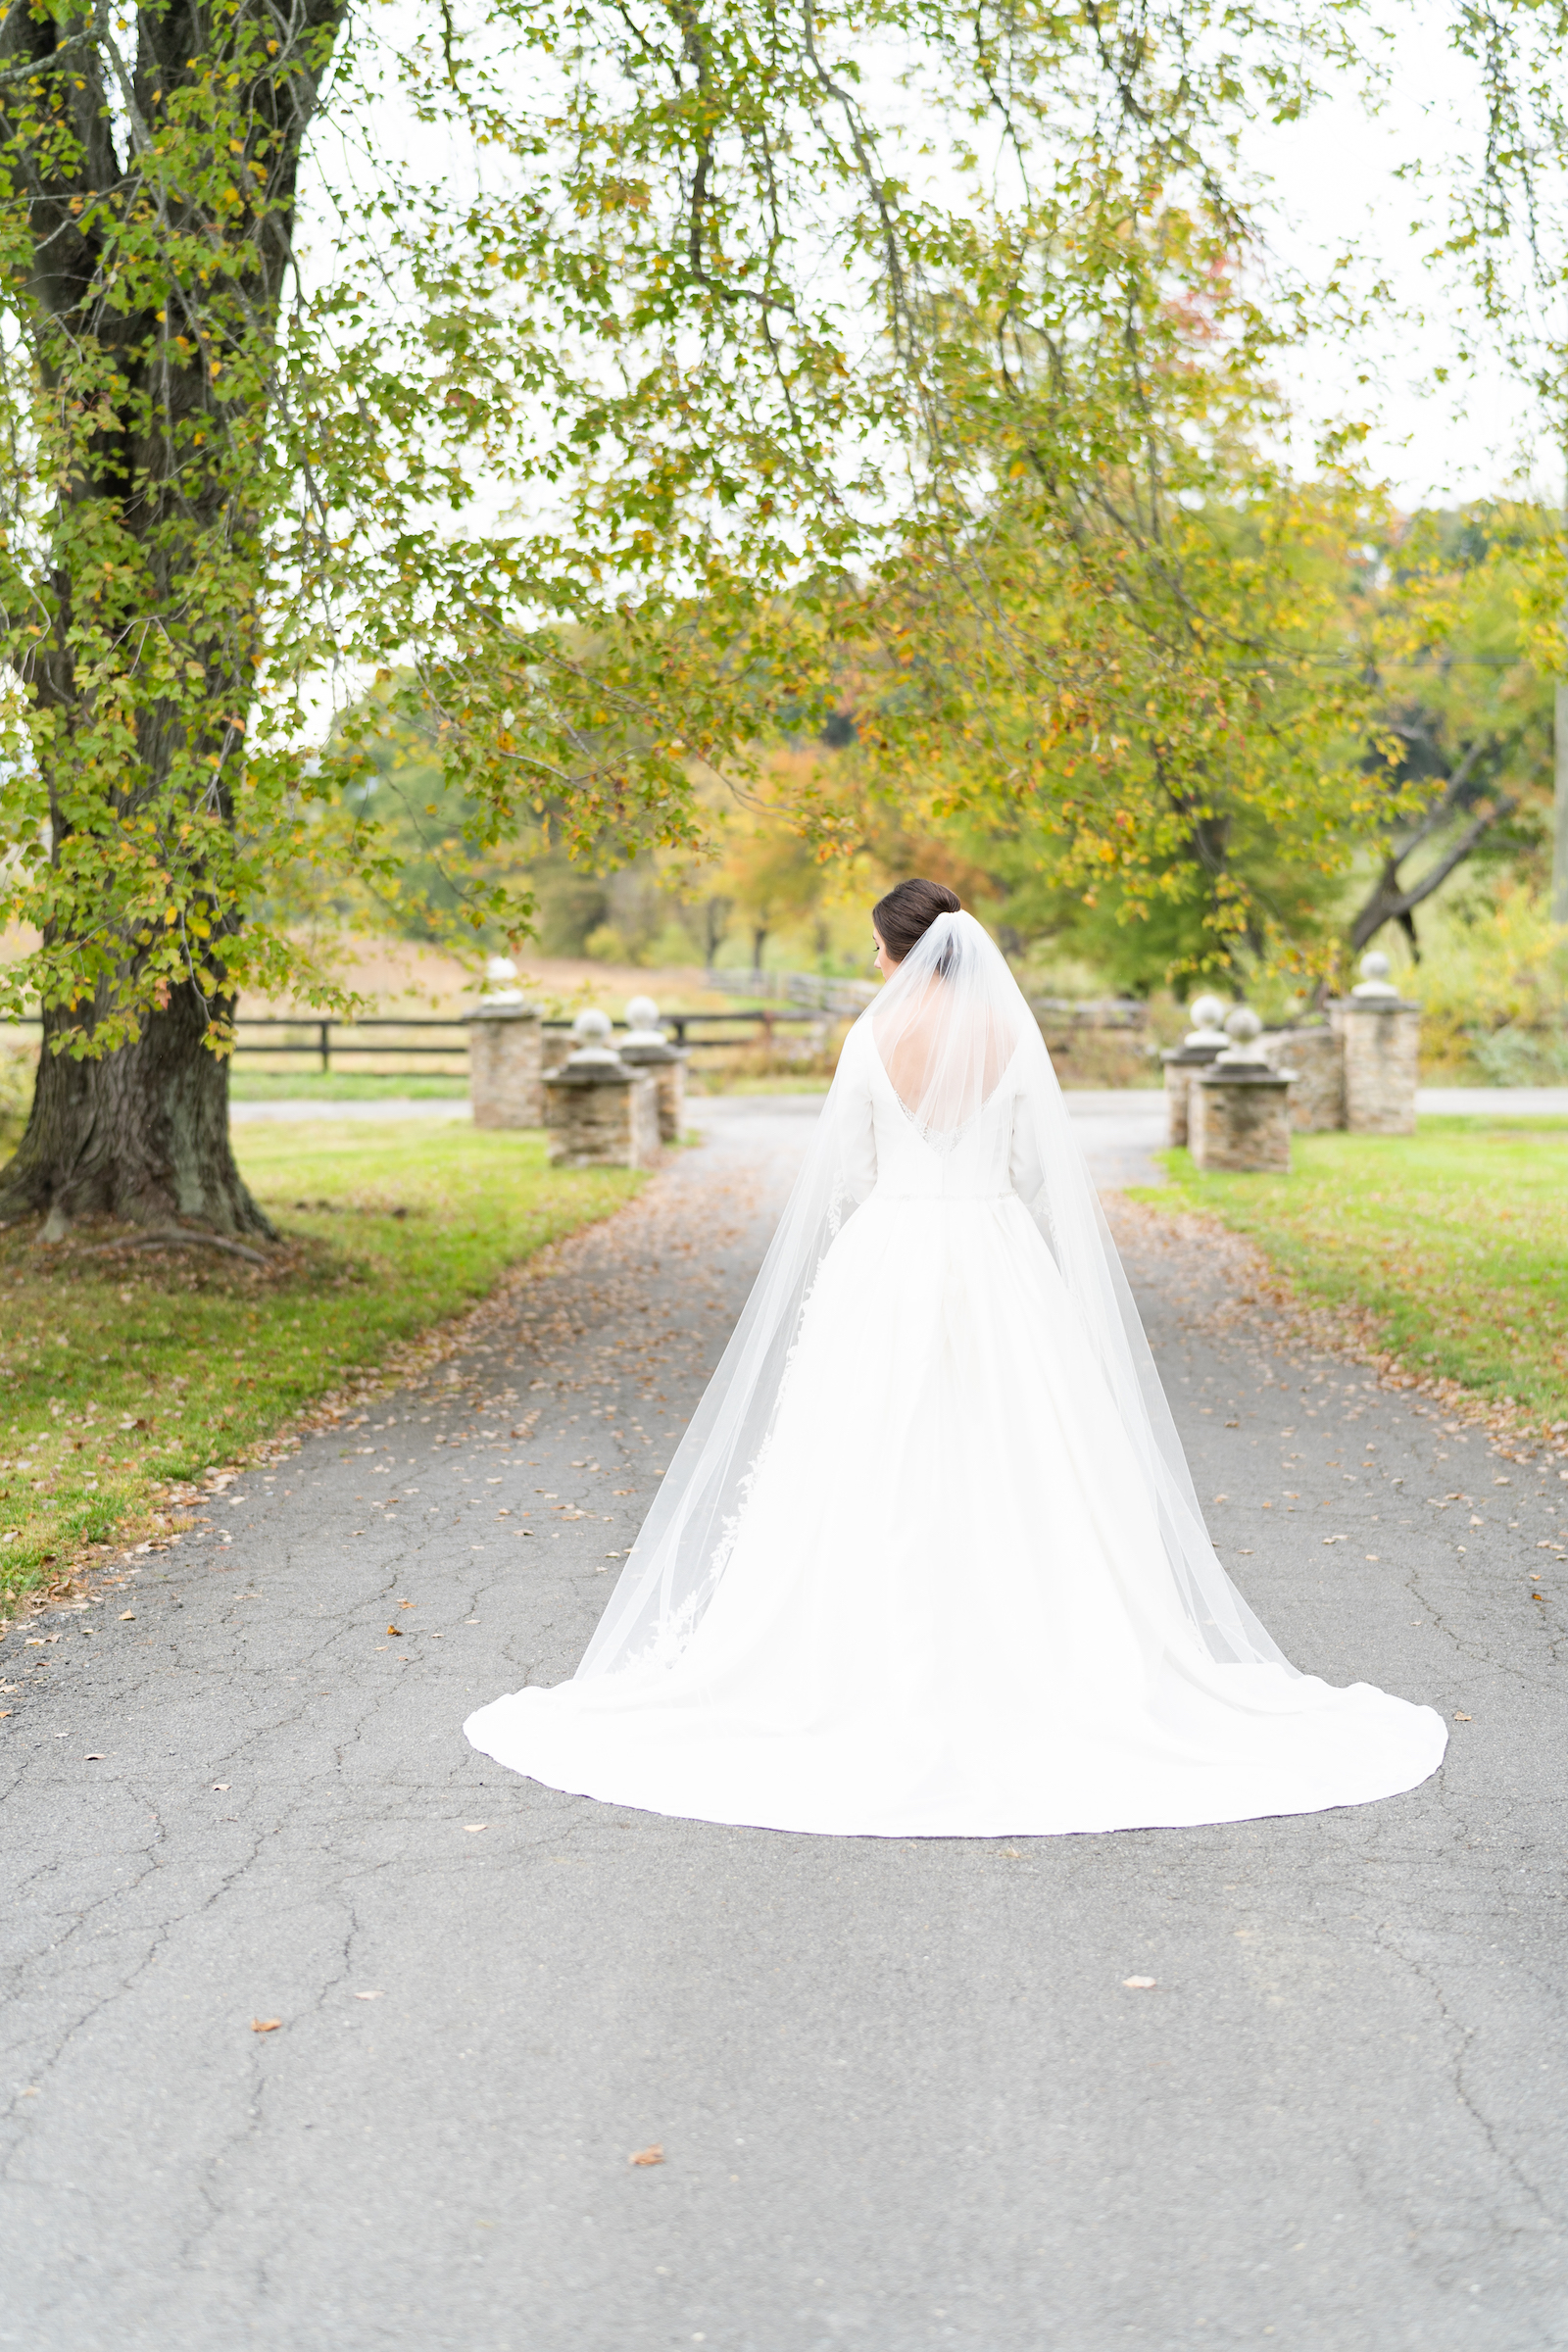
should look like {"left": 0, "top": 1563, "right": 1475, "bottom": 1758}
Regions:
{"left": 577, "top": 909, "right": 1287, "bottom": 1687}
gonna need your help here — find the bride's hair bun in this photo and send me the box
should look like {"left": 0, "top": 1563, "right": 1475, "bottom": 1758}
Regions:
{"left": 872, "top": 878, "right": 961, "bottom": 963}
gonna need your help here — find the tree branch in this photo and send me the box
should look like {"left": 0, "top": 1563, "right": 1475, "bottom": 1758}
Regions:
{"left": 1350, "top": 775, "right": 1520, "bottom": 954}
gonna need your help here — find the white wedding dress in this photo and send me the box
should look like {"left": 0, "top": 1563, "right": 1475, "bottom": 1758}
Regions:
{"left": 466, "top": 915, "right": 1445, "bottom": 1836}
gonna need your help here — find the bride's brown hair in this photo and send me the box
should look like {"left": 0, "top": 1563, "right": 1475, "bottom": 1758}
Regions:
{"left": 872, "top": 878, "right": 961, "bottom": 963}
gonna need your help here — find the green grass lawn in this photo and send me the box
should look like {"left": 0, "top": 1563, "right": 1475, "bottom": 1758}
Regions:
{"left": 1139, "top": 1116, "right": 1568, "bottom": 1425}
{"left": 0, "top": 1123, "right": 642, "bottom": 1603}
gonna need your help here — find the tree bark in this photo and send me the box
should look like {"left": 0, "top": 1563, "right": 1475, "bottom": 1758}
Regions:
{"left": 0, "top": 0, "right": 345, "bottom": 1233}
{"left": 0, "top": 980, "right": 272, "bottom": 1235}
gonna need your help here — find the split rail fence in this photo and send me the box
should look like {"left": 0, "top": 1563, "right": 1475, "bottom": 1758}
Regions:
{"left": 1, "top": 1007, "right": 831, "bottom": 1076}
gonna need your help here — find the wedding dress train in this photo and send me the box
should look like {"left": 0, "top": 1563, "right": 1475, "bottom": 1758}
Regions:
{"left": 466, "top": 916, "right": 1445, "bottom": 1836}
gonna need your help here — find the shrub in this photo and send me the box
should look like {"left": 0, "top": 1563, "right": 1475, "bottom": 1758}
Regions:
{"left": 1392, "top": 883, "right": 1568, "bottom": 1081}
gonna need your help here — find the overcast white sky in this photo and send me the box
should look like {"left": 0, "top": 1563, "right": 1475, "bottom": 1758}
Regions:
{"left": 1253, "top": 16, "right": 1559, "bottom": 510}
{"left": 296, "top": 1, "right": 1559, "bottom": 548}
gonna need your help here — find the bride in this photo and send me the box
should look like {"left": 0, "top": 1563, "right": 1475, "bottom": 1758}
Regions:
{"left": 466, "top": 882, "right": 1446, "bottom": 1836}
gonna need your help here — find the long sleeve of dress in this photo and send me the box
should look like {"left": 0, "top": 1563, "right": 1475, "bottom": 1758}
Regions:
{"left": 833, "top": 1025, "right": 879, "bottom": 1212}
{"left": 1007, "top": 1083, "right": 1059, "bottom": 1266}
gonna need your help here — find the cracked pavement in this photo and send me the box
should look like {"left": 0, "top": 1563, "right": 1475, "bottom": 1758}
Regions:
{"left": 2, "top": 1098, "right": 1564, "bottom": 2351}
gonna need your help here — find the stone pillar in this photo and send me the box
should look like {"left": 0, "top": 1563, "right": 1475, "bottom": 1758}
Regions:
{"left": 616, "top": 995, "right": 688, "bottom": 1145}
{"left": 1160, "top": 996, "right": 1230, "bottom": 1148}
{"left": 1260, "top": 1023, "right": 1344, "bottom": 1132}
{"left": 542, "top": 1011, "right": 660, "bottom": 1168}
{"left": 542, "top": 1008, "right": 610, "bottom": 1134}
{"left": 1161, "top": 992, "right": 1231, "bottom": 1148}
{"left": 1191, "top": 1009, "right": 1294, "bottom": 1173}
{"left": 1327, "top": 953, "right": 1420, "bottom": 1136}
{"left": 466, "top": 963, "right": 544, "bottom": 1129}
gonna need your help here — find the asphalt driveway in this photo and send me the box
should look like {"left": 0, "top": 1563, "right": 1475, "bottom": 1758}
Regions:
{"left": 2, "top": 1098, "right": 1563, "bottom": 2351}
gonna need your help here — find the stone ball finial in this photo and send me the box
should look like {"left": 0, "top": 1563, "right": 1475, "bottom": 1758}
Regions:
{"left": 1215, "top": 1004, "right": 1269, "bottom": 1066}
{"left": 1351, "top": 949, "right": 1400, "bottom": 1001}
{"left": 564, "top": 1004, "right": 621, "bottom": 1068}
{"left": 1185, "top": 993, "right": 1230, "bottom": 1047}
{"left": 480, "top": 953, "right": 524, "bottom": 1004}
{"left": 625, "top": 995, "right": 662, "bottom": 1037}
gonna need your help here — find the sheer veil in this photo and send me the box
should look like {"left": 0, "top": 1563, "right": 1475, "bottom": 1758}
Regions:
{"left": 577, "top": 910, "right": 1287, "bottom": 1682}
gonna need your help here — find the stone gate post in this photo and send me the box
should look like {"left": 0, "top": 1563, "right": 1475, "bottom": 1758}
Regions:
{"left": 1161, "top": 995, "right": 1230, "bottom": 1149}
{"left": 542, "top": 1010, "right": 660, "bottom": 1169}
{"left": 615, "top": 996, "right": 688, "bottom": 1145}
{"left": 1192, "top": 1008, "right": 1296, "bottom": 1173}
{"left": 1328, "top": 953, "right": 1421, "bottom": 1136}
{"left": 466, "top": 957, "right": 544, "bottom": 1129}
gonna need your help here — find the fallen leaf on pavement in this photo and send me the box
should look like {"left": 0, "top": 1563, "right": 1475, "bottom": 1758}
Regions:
{"left": 84, "top": 1752, "right": 107, "bottom": 1761}
{"left": 119, "top": 1610, "right": 135, "bottom": 1621}
{"left": 353, "top": 1990, "right": 385, "bottom": 2001}
{"left": 1453, "top": 1712, "right": 1473, "bottom": 1722}
{"left": 213, "top": 1783, "right": 230, "bottom": 1791}
{"left": 1122, "top": 1977, "right": 1157, "bottom": 1990}
{"left": 251, "top": 2018, "right": 281, "bottom": 2033}
{"left": 629, "top": 2144, "right": 664, "bottom": 2167}
{"left": 386, "top": 1624, "right": 403, "bottom": 1637}
{"left": 465, "top": 1823, "right": 487, "bottom": 1834}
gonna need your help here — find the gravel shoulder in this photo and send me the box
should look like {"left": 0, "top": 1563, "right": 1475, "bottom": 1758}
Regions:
{"left": 2, "top": 1102, "right": 1564, "bottom": 2352}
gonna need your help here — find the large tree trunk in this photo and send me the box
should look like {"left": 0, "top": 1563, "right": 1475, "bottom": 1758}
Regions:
{"left": 0, "top": 0, "right": 343, "bottom": 1235}
{"left": 0, "top": 980, "right": 273, "bottom": 1236}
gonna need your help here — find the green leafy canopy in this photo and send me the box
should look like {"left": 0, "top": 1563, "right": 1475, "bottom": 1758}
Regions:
{"left": 1, "top": 0, "right": 1563, "bottom": 1049}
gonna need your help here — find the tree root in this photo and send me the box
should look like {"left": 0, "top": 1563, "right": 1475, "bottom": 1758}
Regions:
{"left": 77, "top": 1226, "right": 271, "bottom": 1267}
